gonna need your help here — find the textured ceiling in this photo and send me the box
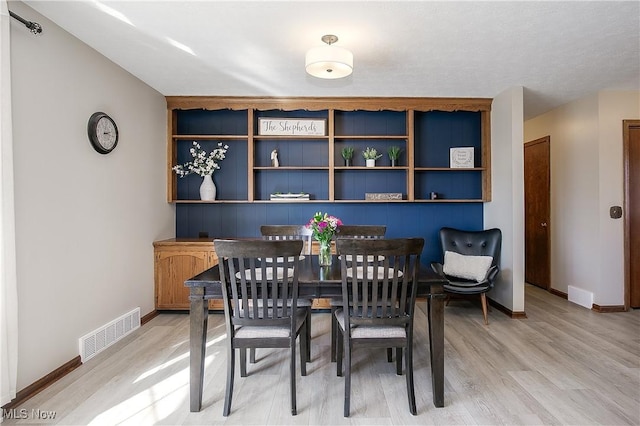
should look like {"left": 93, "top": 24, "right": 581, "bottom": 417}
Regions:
{"left": 20, "top": 1, "right": 640, "bottom": 119}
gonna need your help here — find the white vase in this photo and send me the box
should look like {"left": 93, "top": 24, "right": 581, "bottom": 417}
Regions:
{"left": 199, "top": 174, "right": 216, "bottom": 201}
{"left": 366, "top": 159, "right": 376, "bottom": 167}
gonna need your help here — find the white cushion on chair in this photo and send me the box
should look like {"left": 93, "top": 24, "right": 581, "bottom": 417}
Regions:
{"left": 335, "top": 309, "right": 406, "bottom": 339}
{"left": 443, "top": 251, "right": 493, "bottom": 282}
{"left": 235, "top": 309, "right": 307, "bottom": 338}
{"left": 235, "top": 326, "right": 290, "bottom": 338}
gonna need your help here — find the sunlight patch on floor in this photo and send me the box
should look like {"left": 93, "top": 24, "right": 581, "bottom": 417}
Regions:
{"left": 88, "top": 370, "right": 189, "bottom": 425}
{"left": 134, "top": 333, "right": 226, "bottom": 383}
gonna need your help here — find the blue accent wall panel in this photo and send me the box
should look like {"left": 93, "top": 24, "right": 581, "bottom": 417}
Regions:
{"left": 176, "top": 203, "right": 483, "bottom": 265}
{"left": 415, "top": 111, "right": 482, "bottom": 167}
{"left": 335, "top": 170, "right": 407, "bottom": 200}
{"left": 254, "top": 139, "right": 328, "bottom": 167}
{"left": 335, "top": 111, "right": 406, "bottom": 136}
{"left": 176, "top": 109, "right": 247, "bottom": 135}
{"left": 415, "top": 170, "right": 483, "bottom": 200}
{"left": 176, "top": 139, "right": 248, "bottom": 200}
{"left": 254, "top": 170, "right": 329, "bottom": 200}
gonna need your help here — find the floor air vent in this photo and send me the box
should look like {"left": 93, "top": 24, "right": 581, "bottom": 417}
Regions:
{"left": 79, "top": 307, "right": 141, "bottom": 362}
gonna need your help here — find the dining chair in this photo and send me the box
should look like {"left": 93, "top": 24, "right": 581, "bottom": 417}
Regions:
{"left": 335, "top": 225, "right": 387, "bottom": 240}
{"left": 214, "top": 239, "right": 309, "bottom": 416}
{"left": 430, "top": 227, "right": 502, "bottom": 325}
{"left": 334, "top": 237, "right": 425, "bottom": 417}
{"left": 330, "top": 225, "right": 387, "bottom": 362}
{"left": 260, "top": 225, "right": 313, "bottom": 255}
{"left": 259, "top": 225, "right": 313, "bottom": 361}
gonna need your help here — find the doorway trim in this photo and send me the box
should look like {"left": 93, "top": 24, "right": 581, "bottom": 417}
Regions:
{"left": 623, "top": 120, "right": 640, "bottom": 310}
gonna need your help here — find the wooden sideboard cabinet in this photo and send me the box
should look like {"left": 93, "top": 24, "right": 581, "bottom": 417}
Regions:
{"left": 154, "top": 238, "right": 336, "bottom": 310}
{"left": 153, "top": 239, "right": 222, "bottom": 310}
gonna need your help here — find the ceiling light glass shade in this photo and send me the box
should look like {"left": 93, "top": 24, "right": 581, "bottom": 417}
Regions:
{"left": 305, "top": 45, "right": 353, "bottom": 79}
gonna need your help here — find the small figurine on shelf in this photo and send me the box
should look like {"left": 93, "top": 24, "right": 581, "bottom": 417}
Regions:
{"left": 271, "top": 149, "right": 279, "bottom": 167}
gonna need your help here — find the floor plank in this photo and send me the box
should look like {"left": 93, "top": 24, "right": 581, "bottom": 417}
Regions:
{"left": 4, "top": 285, "right": 639, "bottom": 425}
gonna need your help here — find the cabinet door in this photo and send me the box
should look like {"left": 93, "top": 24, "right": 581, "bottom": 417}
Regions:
{"left": 155, "top": 250, "right": 210, "bottom": 310}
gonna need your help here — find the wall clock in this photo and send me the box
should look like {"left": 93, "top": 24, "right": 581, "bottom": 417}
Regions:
{"left": 87, "top": 112, "right": 118, "bottom": 154}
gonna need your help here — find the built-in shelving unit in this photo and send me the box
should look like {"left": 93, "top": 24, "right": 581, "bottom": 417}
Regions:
{"left": 166, "top": 97, "right": 492, "bottom": 204}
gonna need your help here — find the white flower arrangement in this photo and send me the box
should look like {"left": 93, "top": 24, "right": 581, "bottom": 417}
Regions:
{"left": 173, "top": 141, "right": 229, "bottom": 177}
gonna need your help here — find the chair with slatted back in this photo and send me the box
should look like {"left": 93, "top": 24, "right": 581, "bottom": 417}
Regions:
{"left": 260, "top": 225, "right": 313, "bottom": 360}
{"left": 334, "top": 237, "right": 424, "bottom": 416}
{"left": 335, "top": 225, "right": 387, "bottom": 240}
{"left": 260, "top": 225, "right": 313, "bottom": 255}
{"left": 330, "top": 225, "right": 387, "bottom": 362}
{"left": 214, "top": 239, "right": 309, "bottom": 416}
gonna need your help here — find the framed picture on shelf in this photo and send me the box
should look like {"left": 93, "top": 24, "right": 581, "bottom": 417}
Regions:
{"left": 450, "top": 147, "right": 475, "bottom": 168}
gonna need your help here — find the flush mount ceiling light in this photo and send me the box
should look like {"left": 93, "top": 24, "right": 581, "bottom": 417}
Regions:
{"left": 305, "top": 35, "right": 353, "bottom": 79}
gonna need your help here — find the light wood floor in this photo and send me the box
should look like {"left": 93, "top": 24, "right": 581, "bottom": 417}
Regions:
{"left": 5, "top": 285, "right": 640, "bottom": 425}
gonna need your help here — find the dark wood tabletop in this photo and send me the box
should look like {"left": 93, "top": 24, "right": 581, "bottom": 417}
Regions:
{"left": 184, "top": 254, "right": 446, "bottom": 412}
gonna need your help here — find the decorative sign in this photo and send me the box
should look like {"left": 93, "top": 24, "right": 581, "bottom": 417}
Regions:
{"left": 450, "top": 147, "right": 475, "bottom": 168}
{"left": 258, "top": 118, "right": 326, "bottom": 136}
{"left": 365, "top": 193, "right": 403, "bottom": 201}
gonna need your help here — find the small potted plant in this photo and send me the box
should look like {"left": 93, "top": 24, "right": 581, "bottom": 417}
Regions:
{"left": 341, "top": 146, "right": 354, "bottom": 166}
{"left": 363, "top": 147, "right": 382, "bottom": 167}
{"left": 388, "top": 146, "right": 403, "bottom": 167}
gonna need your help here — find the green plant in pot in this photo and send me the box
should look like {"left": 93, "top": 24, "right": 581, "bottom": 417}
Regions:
{"left": 363, "top": 147, "right": 382, "bottom": 167}
{"left": 388, "top": 145, "right": 403, "bottom": 166}
{"left": 341, "top": 146, "right": 354, "bottom": 166}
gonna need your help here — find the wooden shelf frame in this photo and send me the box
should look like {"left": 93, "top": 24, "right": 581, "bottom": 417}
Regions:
{"left": 167, "top": 96, "right": 492, "bottom": 204}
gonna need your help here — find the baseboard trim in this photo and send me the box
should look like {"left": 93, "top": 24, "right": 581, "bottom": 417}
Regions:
{"left": 592, "top": 304, "right": 626, "bottom": 313}
{"left": 488, "top": 298, "right": 527, "bottom": 319}
{"left": 1, "top": 356, "right": 81, "bottom": 411}
{"left": 2, "top": 310, "right": 158, "bottom": 411}
{"left": 548, "top": 288, "right": 568, "bottom": 299}
{"left": 141, "top": 309, "right": 158, "bottom": 325}
{"left": 545, "top": 289, "right": 625, "bottom": 312}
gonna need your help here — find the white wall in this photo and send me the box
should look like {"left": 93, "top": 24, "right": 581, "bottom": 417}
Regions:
{"left": 9, "top": 2, "right": 173, "bottom": 390}
{"left": 597, "top": 92, "right": 639, "bottom": 305}
{"left": 524, "top": 91, "right": 639, "bottom": 306}
{"left": 485, "top": 87, "right": 525, "bottom": 313}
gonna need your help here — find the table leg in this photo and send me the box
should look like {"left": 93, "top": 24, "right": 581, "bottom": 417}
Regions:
{"left": 428, "top": 285, "right": 445, "bottom": 407}
{"left": 189, "top": 288, "right": 208, "bottom": 412}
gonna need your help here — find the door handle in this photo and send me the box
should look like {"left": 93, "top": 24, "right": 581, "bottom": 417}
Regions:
{"left": 541, "top": 222, "right": 547, "bottom": 227}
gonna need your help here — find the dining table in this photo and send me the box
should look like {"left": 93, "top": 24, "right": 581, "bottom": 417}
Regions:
{"left": 184, "top": 254, "right": 447, "bottom": 412}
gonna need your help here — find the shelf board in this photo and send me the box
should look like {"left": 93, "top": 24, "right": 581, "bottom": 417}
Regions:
{"left": 253, "top": 200, "right": 328, "bottom": 203}
{"left": 173, "top": 200, "right": 250, "bottom": 204}
{"left": 336, "top": 199, "right": 407, "bottom": 203}
{"left": 253, "top": 166, "right": 328, "bottom": 170}
{"left": 171, "top": 198, "right": 485, "bottom": 204}
{"left": 172, "top": 134, "right": 248, "bottom": 140}
{"left": 414, "top": 167, "right": 485, "bottom": 171}
{"left": 334, "top": 135, "right": 408, "bottom": 139}
{"left": 413, "top": 199, "right": 485, "bottom": 203}
{"left": 335, "top": 166, "right": 408, "bottom": 170}
{"left": 254, "top": 135, "right": 328, "bottom": 140}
